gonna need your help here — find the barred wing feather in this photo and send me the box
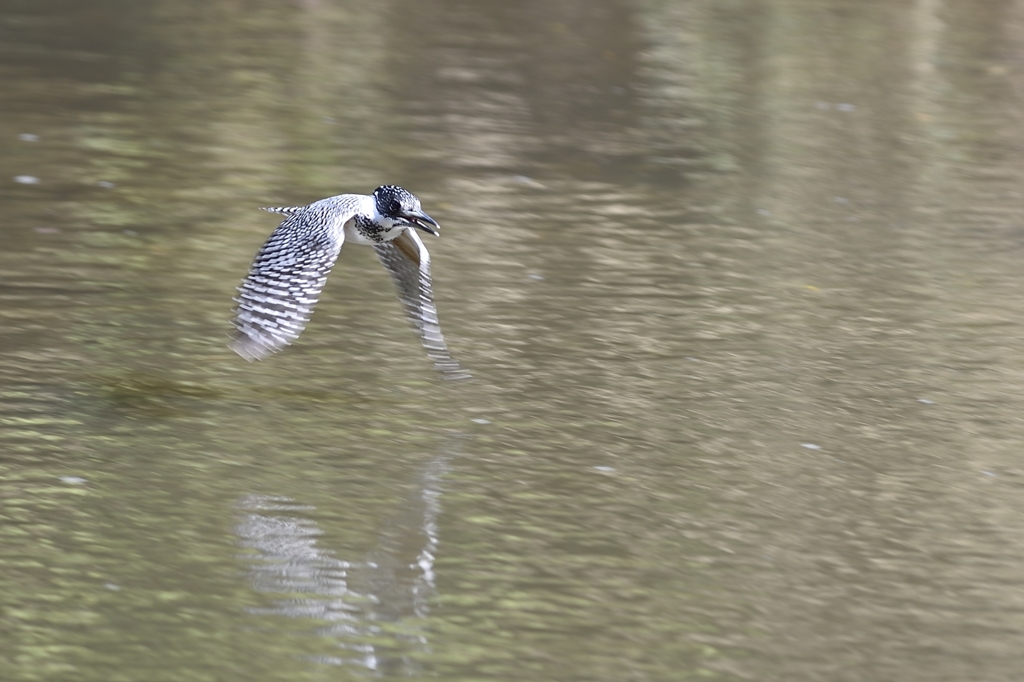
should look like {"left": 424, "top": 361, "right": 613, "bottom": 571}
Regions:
{"left": 374, "top": 229, "right": 470, "bottom": 380}
{"left": 230, "top": 212, "right": 346, "bottom": 360}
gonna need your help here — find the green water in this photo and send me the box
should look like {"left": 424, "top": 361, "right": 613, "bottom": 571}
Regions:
{"left": 3, "top": 0, "right": 1024, "bottom": 679}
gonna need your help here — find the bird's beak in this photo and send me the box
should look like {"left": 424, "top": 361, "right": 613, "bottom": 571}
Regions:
{"left": 403, "top": 210, "right": 440, "bottom": 237}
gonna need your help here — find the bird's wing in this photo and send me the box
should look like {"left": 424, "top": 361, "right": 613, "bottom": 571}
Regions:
{"left": 374, "top": 229, "right": 470, "bottom": 379}
{"left": 230, "top": 207, "right": 352, "bottom": 360}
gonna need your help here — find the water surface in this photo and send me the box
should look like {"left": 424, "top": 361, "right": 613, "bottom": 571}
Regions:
{"left": 4, "top": 0, "right": 1024, "bottom": 680}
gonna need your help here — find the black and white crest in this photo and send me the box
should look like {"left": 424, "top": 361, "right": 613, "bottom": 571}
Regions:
{"left": 373, "top": 185, "right": 420, "bottom": 219}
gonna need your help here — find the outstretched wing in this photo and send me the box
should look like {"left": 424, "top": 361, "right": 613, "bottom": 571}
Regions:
{"left": 374, "top": 229, "right": 470, "bottom": 380}
{"left": 230, "top": 209, "right": 348, "bottom": 361}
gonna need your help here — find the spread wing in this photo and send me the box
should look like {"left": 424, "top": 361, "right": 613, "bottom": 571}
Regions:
{"left": 230, "top": 208, "right": 351, "bottom": 360}
{"left": 374, "top": 229, "right": 470, "bottom": 380}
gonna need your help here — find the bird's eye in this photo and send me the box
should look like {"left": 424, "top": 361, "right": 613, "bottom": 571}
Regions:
{"left": 389, "top": 199, "right": 402, "bottom": 214}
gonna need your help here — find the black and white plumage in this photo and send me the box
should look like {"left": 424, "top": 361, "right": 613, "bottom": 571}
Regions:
{"left": 230, "top": 186, "right": 468, "bottom": 379}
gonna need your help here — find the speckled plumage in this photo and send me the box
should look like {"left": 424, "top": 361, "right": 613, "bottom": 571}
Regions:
{"left": 230, "top": 188, "right": 468, "bottom": 379}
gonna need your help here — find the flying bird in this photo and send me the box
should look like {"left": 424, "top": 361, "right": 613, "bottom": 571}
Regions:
{"left": 230, "top": 185, "right": 468, "bottom": 379}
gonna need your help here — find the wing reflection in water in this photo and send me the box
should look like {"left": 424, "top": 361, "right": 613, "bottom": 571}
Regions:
{"left": 235, "top": 448, "right": 455, "bottom": 673}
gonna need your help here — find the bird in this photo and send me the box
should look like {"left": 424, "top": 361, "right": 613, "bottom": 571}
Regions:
{"left": 229, "top": 185, "right": 469, "bottom": 379}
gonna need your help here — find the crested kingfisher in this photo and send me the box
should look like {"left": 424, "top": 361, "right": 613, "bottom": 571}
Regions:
{"left": 230, "top": 185, "right": 468, "bottom": 379}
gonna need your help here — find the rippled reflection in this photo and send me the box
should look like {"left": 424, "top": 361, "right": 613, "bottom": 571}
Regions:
{"left": 236, "top": 448, "right": 452, "bottom": 673}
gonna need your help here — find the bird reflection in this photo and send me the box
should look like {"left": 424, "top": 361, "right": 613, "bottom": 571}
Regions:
{"left": 235, "top": 450, "right": 453, "bottom": 673}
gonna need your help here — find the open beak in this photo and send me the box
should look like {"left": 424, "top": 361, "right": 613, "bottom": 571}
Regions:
{"left": 403, "top": 210, "right": 440, "bottom": 237}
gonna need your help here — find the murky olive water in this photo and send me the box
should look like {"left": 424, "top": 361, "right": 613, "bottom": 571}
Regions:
{"left": 4, "top": 0, "right": 1024, "bottom": 679}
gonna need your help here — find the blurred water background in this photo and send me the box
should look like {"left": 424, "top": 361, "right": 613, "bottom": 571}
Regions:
{"left": 4, "top": 0, "right": 1024, "bottom": 680}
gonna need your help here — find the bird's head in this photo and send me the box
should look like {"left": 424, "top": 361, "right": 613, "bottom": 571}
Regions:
{"left": 373, "top": 185, "right": 440, "bottom": 236}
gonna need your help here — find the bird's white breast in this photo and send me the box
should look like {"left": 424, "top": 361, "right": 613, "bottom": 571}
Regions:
{"left": 344, "top": 221, "right": 407, "bottom": 245}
